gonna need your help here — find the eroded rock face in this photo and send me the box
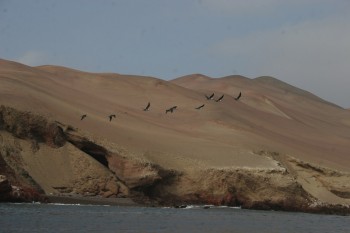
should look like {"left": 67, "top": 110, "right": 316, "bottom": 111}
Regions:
{"left": 107, "top": 156, "right": 162, "bottom": 189}
{"left": 66, "top": 131, "right": 163, "bottom": 189}
{"left": 0, "top": 175, "right": 12, "bottom": 201}
{"left": 66, "top": 132, "right": 109, "bottom": 167}
{"left": 0, "top": 106, "right": 132, "bottom": 201}
{"left": 0, "top": 105, "right": 66, "bottom": 148}
{"left": 0, "top": 145, "right": 47, "bottom": 203}
{"left": 0, "top": 175, "right": 44, "bottom": 202}
{"left": 1, "top": 105, "right": 349, "bottom": 214}
{"left": 65, "top": 133, "right": 166, "bottom": 198}
{"left": 147, "top": 168, "right": 311, "bottom": 210}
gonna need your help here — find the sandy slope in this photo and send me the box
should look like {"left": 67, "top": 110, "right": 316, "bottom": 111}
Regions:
{"left": 1, "top": 59, "right": 350, "bottom": 206}
{"left": 0, "top": 59, "right": 280, "bottom": 170}
{"left": 172, "top": 74, "right": 350, "bottom": 171}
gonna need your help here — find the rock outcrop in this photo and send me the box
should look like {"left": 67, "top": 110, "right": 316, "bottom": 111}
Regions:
{"left": 0, "top": 175, "right": 12, "bottom": 201}
{"left": 0, "top": 105, "right": 66, "bottom": 148}
{"left": 0, "top": 105, "right": 349, "bottom": 214}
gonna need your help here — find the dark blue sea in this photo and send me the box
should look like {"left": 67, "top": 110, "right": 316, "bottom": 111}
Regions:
{"left": 1, "top": 203, "right": 349, "bottom": 233}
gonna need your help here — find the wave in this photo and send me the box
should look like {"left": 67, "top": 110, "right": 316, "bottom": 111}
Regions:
{"left": 47, "top": 203, "right": 111, "bottom": 207}
{"left": 171, "top": 204, "right": 242, "bottom": 209}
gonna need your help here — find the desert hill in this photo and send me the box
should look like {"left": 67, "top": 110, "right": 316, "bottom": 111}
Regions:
{"left": 172, "top": 74, "right": 350, "bottom": 169}
{"left": 1, "top": 58, "right": 350, "bottom": 212}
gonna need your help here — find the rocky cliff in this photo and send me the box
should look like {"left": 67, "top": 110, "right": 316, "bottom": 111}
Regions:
{"left": 1, "top": 106, "right": 349, "bottom": 214}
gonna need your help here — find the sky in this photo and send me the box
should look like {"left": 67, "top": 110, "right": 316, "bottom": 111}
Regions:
{"left": 1, "top": 0, "right": 350, "bottom": 108}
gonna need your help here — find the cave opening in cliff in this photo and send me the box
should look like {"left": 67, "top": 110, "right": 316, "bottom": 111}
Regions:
{"left": 81, "top": 145, "right": 109, "bottom": 168}
{"left": 68, "top": 139, "right": 109, "bottom": 168}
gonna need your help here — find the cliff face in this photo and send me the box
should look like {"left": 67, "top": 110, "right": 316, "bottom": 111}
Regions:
{"left": 0, "top": 106, "right": 128, "bottom": 200}
{"left": 1, "top": 106, "right": 350, "bottom": 214}
{"left": 0, "top": 138, "right": 45, "bottom": 203}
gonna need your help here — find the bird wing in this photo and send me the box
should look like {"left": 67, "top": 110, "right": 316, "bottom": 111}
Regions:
{"left": 144, "top": 102, "right": 150, "bottom": 110}
{"left": 235, "top": 92, "right": 242, "bottom": 100}
{"left": 216, "top": 95, "right": 224, "bottom": 101}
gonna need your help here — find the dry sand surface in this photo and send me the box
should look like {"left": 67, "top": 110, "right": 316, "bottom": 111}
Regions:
{"left": 1, "top": 59, "right": 350, "bottom": 207}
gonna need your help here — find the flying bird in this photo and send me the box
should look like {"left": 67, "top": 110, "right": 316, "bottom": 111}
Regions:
{"left": 215, "top": 94, "right": 224, "bottom": 102}
{"left": 80, "top": 114, "right": 87, "bottom": 120}
{"left": 234, "top": 92, "right": 242, "bottom": 101}
{"left": 195, "top": 104, "right": 205, "bottom": 110}
{"left": 143, "top": 102, "right": 151, "bottom": 111}
{"left": 166, "top": 106, "right": 177, "bottom": 114}
{"left": 205, "top": 93, "right": 215, "bottom": 100}
{"left": 108, "top": 114, "right": 116, "bottom": 121}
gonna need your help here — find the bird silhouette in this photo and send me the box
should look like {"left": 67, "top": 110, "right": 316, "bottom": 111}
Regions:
{"left": 215, "top": 94, "right": 224, "bottom": 102}
{"left": 80, "top": 114, "right": 87, "bottom": 120}
{"left": 234, "top": 92, "right": 242, "bottom": 101}
{"left": 166, "top": 106, "right": 177, "bottom": 114}
{"left": 195, "top": 104, "right": 205, "bottom": 110}
{"left": 205, "top": 93, "right": 215, "bottom": 100}
{"left": 143, "top": 102, "right": 151, "bottom": 111}
{"left": 108, "top": 114, "right": 116, "bottom": 121}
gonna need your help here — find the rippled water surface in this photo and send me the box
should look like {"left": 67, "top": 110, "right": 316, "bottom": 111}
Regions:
{"left": 1, "top": 203, "right": 349, "bottom": 233}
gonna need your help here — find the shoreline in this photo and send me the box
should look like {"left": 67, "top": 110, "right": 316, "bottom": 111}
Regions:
{"left": 1, "top": 194, "right": 349, "bottom": 216}
{"left": 45, "top": 195, "right": 141, "bottom": 207}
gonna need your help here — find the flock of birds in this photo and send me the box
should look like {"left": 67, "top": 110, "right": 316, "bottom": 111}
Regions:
{"left": 80, "top": 92, "right": 242, "bottom": 121}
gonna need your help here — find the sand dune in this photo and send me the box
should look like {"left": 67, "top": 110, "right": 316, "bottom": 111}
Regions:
{"left": 1, "top": 58, "right": 350, "bottom": 208}
{"left": 172, "top": 74, "right": 350, "bottom": 170}
{"left": 1, "top": 59, "right": 350, "bottom": 170}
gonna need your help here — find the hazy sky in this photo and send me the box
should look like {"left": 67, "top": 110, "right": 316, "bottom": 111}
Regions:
{"left": 1, "top": 0, "right": 349, "bottom": 108}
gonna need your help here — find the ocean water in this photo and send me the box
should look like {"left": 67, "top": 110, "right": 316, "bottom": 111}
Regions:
{"left": 0, "top": 203, "right": 349, "bottom": 233}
